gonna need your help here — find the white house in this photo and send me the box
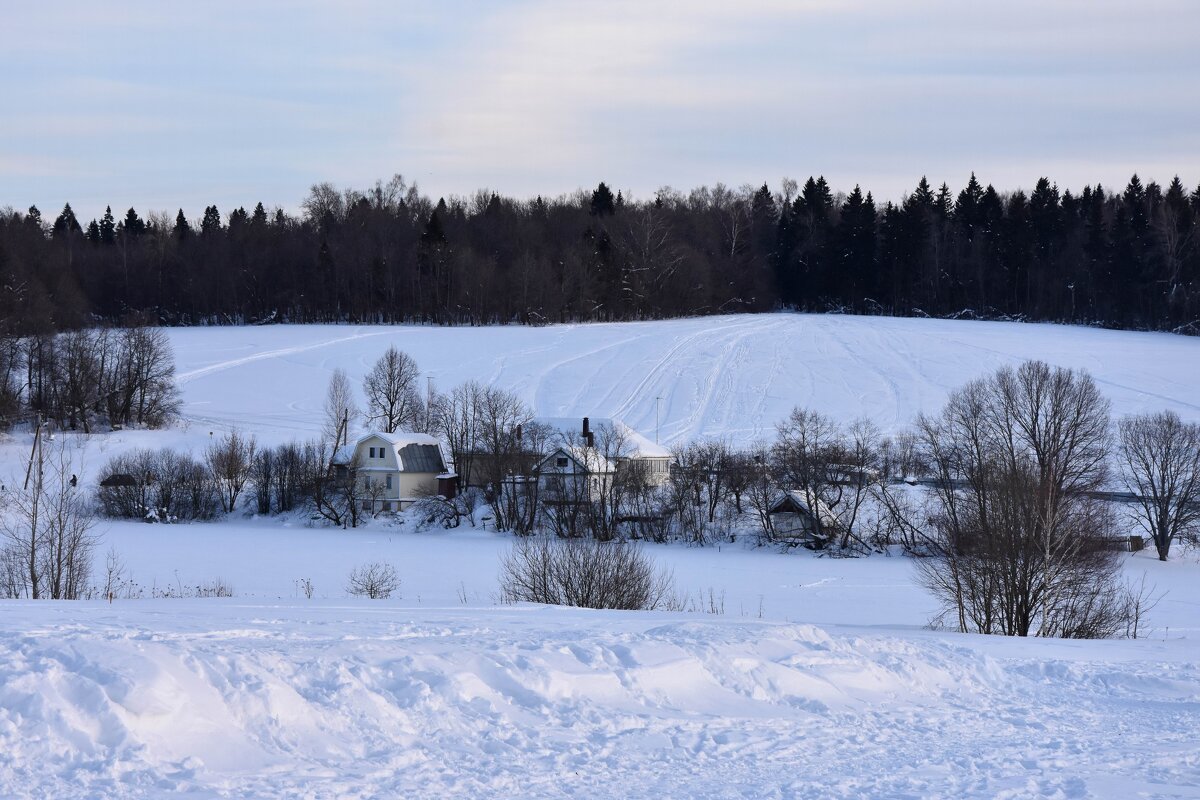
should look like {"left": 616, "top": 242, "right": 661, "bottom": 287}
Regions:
{"left": 332, "top": 431, "right": 454, "bottom": 512}
{"left": 534, "top": 417, "right": 672, "bottom": 501}
{"left": 535, "top": 443, "right": 616, "bottom": 503}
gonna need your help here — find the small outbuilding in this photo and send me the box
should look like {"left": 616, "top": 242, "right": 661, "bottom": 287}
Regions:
{"left": 768, "top": 489, "right": 841, "bottom": 548}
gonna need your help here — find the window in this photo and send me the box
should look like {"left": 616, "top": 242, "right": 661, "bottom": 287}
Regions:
{"left": 361, "top": 500, "right": 371, "bottom": 510}
{"left": 382, "top": 501, "right": 392, "bottom": 512}
{"left": 385, "top": 475, "right": 392, "bottom": 490}
{"left": 556, "top": 456, "right": 569, "bottom": 468}
{"left": 369, "top": 446, "right": 376, "bottom": 458}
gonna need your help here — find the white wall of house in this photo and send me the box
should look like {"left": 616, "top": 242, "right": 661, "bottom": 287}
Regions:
{"left": 537, "top": 448, "right": 610, "bottom": 502}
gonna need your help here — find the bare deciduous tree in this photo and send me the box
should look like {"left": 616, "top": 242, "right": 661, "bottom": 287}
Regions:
{"left": 476, "top": 387, "right": 538, "bottom": 533}
{"left": 772, "top": 408, "right": 883, "bottom": 549}
{"left": 1119, "top": 410, "right": 1200, "bottom": 561}
{"left": 323, "top": 367, "right": 359, "bottom": 447}
{"left": 363, "top": 346, "right": 423, "bottom": 433}
{"left": 913, "top": 361, "right": 1127, "bottom": 638}
{"left": 110, "top": 327, "right": 181, "bottom": 428}
{"left": 206, "top": 429, "right": 257, "bottom": 514}
{"left": 431, "top": 380, "right": 483, "bottom": 488}
{"left": 2, "top": 437, "right": 96, "bottom": 599}
{"left": 305, "top": 441, "right": 364, "bottom": 528}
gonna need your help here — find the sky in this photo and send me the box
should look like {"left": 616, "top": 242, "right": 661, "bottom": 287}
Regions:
{"left": 3, "top": 0, "right": 1199, "bottom": 221}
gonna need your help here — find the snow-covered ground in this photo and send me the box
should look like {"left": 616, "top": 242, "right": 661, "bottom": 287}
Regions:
{"left": 167, "top": 313, "right": 1200, "bottom": 447}
{"left": 3, "top": 314, "right": 1200, "bottom": 798}
{"left": 4, "top": 598, "right": 1199, "bottom": 799}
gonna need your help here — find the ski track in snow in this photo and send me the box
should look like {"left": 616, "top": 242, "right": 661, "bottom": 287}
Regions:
{"left": 175, "top": 330, "right": 395, "bottom": 384}
{"left": 2, "top": 604, "right": 1198, "bottom": 800}
{"left": 163, "top": 314, "right": 1200, "bottom": 448}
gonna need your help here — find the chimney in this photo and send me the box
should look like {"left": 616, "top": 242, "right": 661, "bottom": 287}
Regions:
{"left": 586, "top": 431, "right": 595, "bottom": 449}
{"left": 582, "top": 417, "right": 590, "bottom": 437}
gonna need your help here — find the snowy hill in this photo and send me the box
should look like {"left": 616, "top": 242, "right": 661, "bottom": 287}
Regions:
{"left": 168, "top": 313, "right": 1200, "bottom": 447}
{"left": 3, "top": 314, "right": 1200, "bottom": 798}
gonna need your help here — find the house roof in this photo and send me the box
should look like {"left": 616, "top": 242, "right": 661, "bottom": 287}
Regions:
{"left": 769, "top": 489, "right": 840, "bottom": 529}
{"left": 537, "top": 444, "right": 616, "bottom": 474}
{"left": 333, "top": 431, "right": 447, "bottom": 473}
{"left": 395, "top": 442, "right": 446, "bottom": 473}
{"left": 366, "top": 431, "right": 441, "bottom": 447}
{"left": 536, "top": 417, "right": 671, "bottom": 459}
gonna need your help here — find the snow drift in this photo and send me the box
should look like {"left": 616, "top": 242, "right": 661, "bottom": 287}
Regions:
{"left": 2, "top": 602, "right": 1197, "bottom": 799}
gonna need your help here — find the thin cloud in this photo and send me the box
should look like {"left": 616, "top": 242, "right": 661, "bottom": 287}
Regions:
{"left": 1, "top": 0, "right": 1197, "bottom": 217}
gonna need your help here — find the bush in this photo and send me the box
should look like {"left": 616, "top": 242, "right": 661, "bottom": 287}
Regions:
{"left": 499, "top": 537, "right": 675, "bottom": 610}
{"left": 97, "top": 447, "right": 218, "bottom": 521}
{"left": 346, "top": 561, "right": 400, "bottom": 599}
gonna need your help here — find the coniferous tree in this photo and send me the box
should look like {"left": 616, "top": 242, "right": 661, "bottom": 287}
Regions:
{"left": 25, "top": 206, "right": 44, "bottom": 235}
{"left": 122, "top": 207, "right": 146, "bottom": 237}
{"left": 99, "top": 206, "right": 116, "bottom": 244}
{"left": 590, "top": 182, "right": 615, "bottom": 217}
{"left": 837, "top": 186, "right": 877, "bottom": 307}
{"left": 173, "top": 210, "right": 192, "bottom": 240}
{"left": 201, "top": 205, "right": 222, "bottom": 236}
{"left": 52, "top": 204, "right": 82, "bottom": 239}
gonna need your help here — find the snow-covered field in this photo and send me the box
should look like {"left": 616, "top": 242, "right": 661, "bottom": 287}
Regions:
{"left": 167, "top": 313, "right": 1200, "bottom": 446}
{"left": 3, "top": 314, "right": 1200, "bottom": 798}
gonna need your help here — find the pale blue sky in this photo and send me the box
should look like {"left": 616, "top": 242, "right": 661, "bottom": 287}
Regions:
{"left": 3, "top": 1, "right": 1198, "bottom": 221}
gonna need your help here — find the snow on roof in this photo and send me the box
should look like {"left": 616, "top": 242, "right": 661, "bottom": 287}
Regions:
{"left": 536, "top": 417, "right": 671, "bottom": 459}
{"left": 363, "top": 431, "right": 441, "bottom": 447}
{"left": 540, "top": 444, "right": 617, "bottom": 474}
{"left": 333, "top": 431, "right": 447, "bottom": 472}
{"left": 770, "top": 489, "right": 840, "bottom": 529}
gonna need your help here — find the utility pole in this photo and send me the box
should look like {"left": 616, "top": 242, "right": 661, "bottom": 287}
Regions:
{"left": 23, "top": 417, "right": 43, "bottom": 491}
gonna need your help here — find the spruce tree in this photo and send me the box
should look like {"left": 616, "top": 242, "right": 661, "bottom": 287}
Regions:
{"left": 201, "top": 205, "right": 222, "bottom": 236}
{"left": 52, "top": 203, "right": 82, "bottom": 239}
{"left": 99, "top": 206, "right": 116, "bottom": 244}
{"left": 590, "top": 182, "right": 615, "bottom": 216}
{"left": 123, "top": 207, "right": 146, "bottom": 237}
{"left": 174, "top": 209, "right": 192, "bottom": 240}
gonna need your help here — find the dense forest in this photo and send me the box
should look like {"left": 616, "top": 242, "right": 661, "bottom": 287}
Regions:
{"left": 1, "top": 173, "right": 1198, "bottom": 334}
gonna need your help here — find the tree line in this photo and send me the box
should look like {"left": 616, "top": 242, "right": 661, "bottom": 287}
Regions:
{"left": 0, "top": 325, "right": 180, "bottom": 432}
{"left": 2, "top": 172, "right": 1198, "bottom": 333}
